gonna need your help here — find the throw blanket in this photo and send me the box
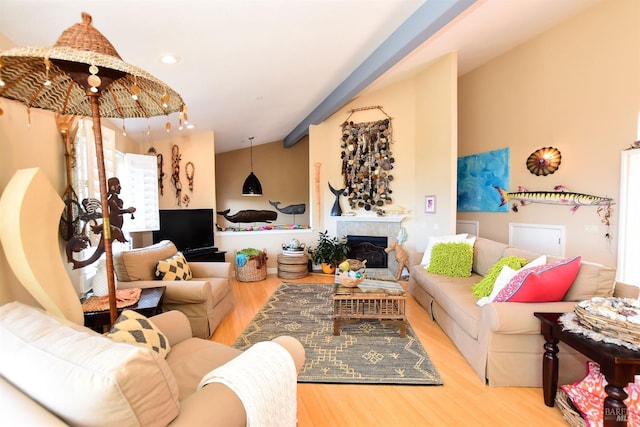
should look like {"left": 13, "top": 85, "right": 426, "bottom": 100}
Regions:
{"left": 198, "top": 341, "right": 297, "bottom": 427}
{"left": 81, "top": 288, "right": 142, "bottom": 313}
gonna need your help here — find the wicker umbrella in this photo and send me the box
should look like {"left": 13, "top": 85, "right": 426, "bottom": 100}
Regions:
{"left": 0, "top": 12, "right": 187, "bottom": 326}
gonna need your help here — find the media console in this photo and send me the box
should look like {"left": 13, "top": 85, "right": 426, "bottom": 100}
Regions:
{"left": 183, "top": 246, "right": 226, "bottom": 262}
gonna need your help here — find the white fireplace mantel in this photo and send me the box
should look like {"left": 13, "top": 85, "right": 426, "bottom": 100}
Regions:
{"left": 333, "top": 215, "right": 406, "bottom": 223}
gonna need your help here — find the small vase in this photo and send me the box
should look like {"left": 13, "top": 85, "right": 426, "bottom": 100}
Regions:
{"left": 92, "top": 256, "right": 116, "bottom": 296}
{"left": 321, "top": 262, "right": 336, "bottom": 274}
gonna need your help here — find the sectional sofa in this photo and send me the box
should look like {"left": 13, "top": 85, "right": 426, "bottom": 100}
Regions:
{"left": 407, "top": 236, "right": 618, "bottom": 387}
{"left": 0, "top": 302, "right": 305, "bottom": 426}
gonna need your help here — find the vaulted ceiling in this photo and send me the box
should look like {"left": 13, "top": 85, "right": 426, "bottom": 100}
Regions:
{"left": 0, "top": 0, "right": 601, "bottom": 153}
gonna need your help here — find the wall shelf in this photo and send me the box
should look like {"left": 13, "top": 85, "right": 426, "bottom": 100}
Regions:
{"left": 334, "top": 216, "right": 406, "bottom": 223}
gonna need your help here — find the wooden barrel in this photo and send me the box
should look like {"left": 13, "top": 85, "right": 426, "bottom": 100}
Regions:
{"left": 277, "top": 254, "right": 309, "bottom": 279}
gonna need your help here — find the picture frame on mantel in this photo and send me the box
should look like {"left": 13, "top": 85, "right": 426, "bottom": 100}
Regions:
{"left": 425, "top": 196, "right": 436, "bottom": 213}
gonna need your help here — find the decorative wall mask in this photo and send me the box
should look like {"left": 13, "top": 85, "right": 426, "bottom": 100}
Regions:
{"left": 157, "top": 153, "right": 165, "bottom": 195}
{"left": 171, "top": 144, "right": 182, "bottom": 206}
{"left": 340, "top": 106, "right": 394, "bottom": 211}
{"left": 185, "top": 161, "right": 195, "bottom": 192}
{"left": 526, "top": 147, "right": 561, "bottom": 176}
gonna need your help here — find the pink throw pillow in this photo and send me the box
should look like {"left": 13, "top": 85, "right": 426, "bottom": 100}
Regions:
{"left": 493, "top": 256, "right": 581, "bottom": 302}
{"left": 561, "top": 361, "right": 606, "bottom": 426}
{"left": 561, "top": 361, "right": 640, "bottom": 426}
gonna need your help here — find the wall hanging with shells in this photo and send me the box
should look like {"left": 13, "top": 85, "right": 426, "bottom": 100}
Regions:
{"left": 340, "top": 106, "right": 394, "bottom": 211}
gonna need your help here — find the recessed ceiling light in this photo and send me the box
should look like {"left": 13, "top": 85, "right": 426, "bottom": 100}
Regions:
{"left": 159, "top": 54, "right": 180, "bottom": 65}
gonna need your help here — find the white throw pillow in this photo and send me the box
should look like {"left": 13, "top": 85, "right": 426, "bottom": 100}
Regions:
{"left": 420, "top": 233, "right": 469, "bottom": 267}
{"left": 523, "top": 255, "right": 547, "bottom": 269}
{"left": 476, "top": 255, "right": 547, "bottom": 307}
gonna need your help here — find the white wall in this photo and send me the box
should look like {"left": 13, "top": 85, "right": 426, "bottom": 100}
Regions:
{"left": 310, "top": 53, "right": 459, "bottom": 266}
{"left": 457, "top": 0, "right": 640, "bottom": 266}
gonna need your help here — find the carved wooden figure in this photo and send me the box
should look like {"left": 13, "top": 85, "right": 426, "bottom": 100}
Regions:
{"left": 385, "top": 242, "right": 410, "bottom": 281}
{"left": 328, "top": 182, "right": 345, "bottom": 216}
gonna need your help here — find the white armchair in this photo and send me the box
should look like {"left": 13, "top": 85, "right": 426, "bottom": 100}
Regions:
{"left": 114, "top": 240, "right": 234, "bottom": 338}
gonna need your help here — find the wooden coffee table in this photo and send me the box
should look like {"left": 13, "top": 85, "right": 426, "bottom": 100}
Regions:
{"left": 333, "top": 278, "right": 406, "bottom": 337}
{"left": 535, "top": 312, "right": 640, "bottom": 427}
{"left": 83, "top": 286, "right": 166, "bottom": 332}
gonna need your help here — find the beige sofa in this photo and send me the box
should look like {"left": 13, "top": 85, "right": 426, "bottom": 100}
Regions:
{"left": 114, "top": 240, "right": 234, "bottom": 338}
{"left": 0, "top": 301, "right": 305, "bottom": 426}
{"left": 407, "top": 237, "right": 617, "bottom": 387}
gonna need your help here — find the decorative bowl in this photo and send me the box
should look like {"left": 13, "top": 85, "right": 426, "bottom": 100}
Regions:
{"left": 338, "top": 272, "right": 365, "bottom": 288}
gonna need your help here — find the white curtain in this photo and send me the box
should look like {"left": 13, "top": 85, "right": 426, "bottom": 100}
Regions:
{"left": 616, "top": 149, "right": 640, "bottom": 286}
{"left": 70, "top": 119, "right": 118, "bottom": 292}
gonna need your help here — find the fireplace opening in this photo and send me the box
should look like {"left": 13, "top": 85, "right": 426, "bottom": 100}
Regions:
{"left": 346, "top": 235, "right": 388, "bottom": 268}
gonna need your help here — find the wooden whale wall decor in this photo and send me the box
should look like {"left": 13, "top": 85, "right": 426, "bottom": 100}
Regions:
{"left": 269, "top": 200, "right": 306, "bottom": 215}
{"left": 217, "top": 208, "right": 278, "bottom": 223}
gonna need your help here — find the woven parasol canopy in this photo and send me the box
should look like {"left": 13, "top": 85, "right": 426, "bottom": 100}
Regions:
{"left": 0, "top": 12, "right": 187, "bottom": 326}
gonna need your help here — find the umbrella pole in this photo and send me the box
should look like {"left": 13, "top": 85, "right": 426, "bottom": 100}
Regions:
{"left": 89, "top": 92, "right": 117, "bottom": 326}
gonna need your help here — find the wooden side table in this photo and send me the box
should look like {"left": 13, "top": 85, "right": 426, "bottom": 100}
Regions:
{"left": 84, "top": 286, "right": 166, "bottom": 332}
{"left": 534, "top": 312, "right": 640, "bottom": 427}
{"left": 277, "top": 254, "right": 309, "bottom": 279}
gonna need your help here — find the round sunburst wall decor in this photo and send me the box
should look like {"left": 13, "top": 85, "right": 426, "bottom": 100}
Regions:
{"left": 526, "top": 147, "right": 561, "bottom": 176}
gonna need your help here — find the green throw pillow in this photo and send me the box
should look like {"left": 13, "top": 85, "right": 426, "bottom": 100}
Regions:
{"left": 471, "top": 256, "right": 528, "bottom": 299}
{"left": 426, "top": 242, "right": 473, "bottom": 277}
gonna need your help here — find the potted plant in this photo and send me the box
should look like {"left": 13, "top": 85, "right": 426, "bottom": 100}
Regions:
{"left": 309, "top": 230, "right": 350, "bottom": 274}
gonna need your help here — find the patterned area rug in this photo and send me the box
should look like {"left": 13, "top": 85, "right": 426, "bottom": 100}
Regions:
{"left": 233, "top": 282, "right": 443, "bottom": 385}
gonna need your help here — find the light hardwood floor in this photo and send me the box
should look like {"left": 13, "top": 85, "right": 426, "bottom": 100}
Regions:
{"left": 211, "top": 273, "right": 569, "bottom": 426}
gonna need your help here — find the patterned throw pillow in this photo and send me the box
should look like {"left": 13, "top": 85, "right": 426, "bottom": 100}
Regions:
{"left": 561, "top": 361, "right": 640, "bottom": 426}
{"left": 106, "top": 310, "right": 170, "bottom": 358}
{"left": 155, "top": 252, "right": 192, "bottom": 281}
{"left": 493, "top": 256, "right": 581, "bottom": 302}
{"left": 426, "top": 242, "right": 474, "bottom": 277}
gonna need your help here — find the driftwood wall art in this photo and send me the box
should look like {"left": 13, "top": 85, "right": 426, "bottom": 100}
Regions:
{"left": 314, "top": 162, "right": 321, "bottom": 220}
{"left": 340, "top": 106, "right": 394, "bottom": 211}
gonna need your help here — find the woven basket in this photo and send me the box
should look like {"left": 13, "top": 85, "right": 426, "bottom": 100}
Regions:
{"left": 338, "top": 272, "right": 365, "bottom": 288}
{"left": 555, "top": 389, "right": 586, "bottom": 427}
{"left": 235, "top": 250, "right": 267, "bottom": 282}
{"left": 575, "top": 304, "right": 640, "bottom": 346}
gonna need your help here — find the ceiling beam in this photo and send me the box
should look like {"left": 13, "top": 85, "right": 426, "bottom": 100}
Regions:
{"left": 283, "top": 0, "right": 477, "bottom": 148}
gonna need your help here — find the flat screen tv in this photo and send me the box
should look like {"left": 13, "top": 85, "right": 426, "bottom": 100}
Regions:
{"left": 152, "top": 209, "right": 215, "bottom": 251}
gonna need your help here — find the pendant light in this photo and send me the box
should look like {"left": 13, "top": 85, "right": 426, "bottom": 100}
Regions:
{"left": 242, "top": 136, "right": 263, "bottom": 196}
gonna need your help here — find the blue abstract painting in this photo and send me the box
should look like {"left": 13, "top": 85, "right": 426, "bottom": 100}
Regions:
{"left": 457, "top": 148, "right": 509, "bottom": 212}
